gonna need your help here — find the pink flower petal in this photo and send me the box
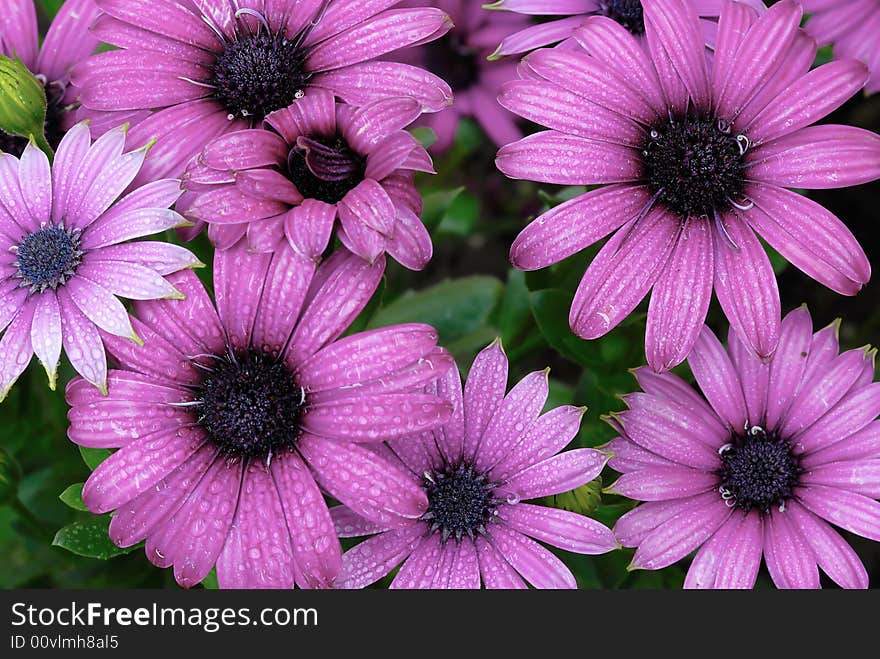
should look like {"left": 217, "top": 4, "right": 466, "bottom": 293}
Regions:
{"left": 216, "top": 461, "right": 295, "bottom": 589}
{"left": 763, "top": 509, "right": 819, "bottom": 589}
{"left": 337, "top": 527, "right": 422, "bottom": 589}
{"left": 489, "top": 526, "right": 577, "bottom": 589}
{"left": 501, "top": 503, "right": 617, "bottom": 555}
{"left": 630, "top": 498, "right": 730, "bottom": 571}
{"left": 475, "top": 369, "right": 548, "bottom": 471}
{"left": 501, "top": 448, "right": 607, "bottom": 500}
{"left": 271, "top": 452, "right": 340, "bottom": 589}
{"left": 712, "top": 213, "right": 780, "bottom": 360}
{"left": 786, "top": 500, "right": 868, "bottom": 590}
{"left": 298, "top": 434, "right": 427, "bottom": 527}
{"left": 82, "top": 426, "right": 206, "bottom": 514}
{"left": 646, "top": 220, "right": 714, "bottom": 372}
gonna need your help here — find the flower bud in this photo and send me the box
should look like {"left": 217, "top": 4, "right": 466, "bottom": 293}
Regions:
{"left": 0, "top": 54, "right": 50, "bottom": 155}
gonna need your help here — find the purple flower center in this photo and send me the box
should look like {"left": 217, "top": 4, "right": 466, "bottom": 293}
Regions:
{"left": 193, "top": 350, "right": 305, "bottom": 459}
{"left": 287, "top": 135, "right": 366, "bottom": 204}
{"left": 422, "top": 463, "right": 497, "bottom": 542}
{"left": 0, "top": 79, "right": 67, "bottom": 158}
{"left": 423, "top": 33, "right": 479, "bottom": 92}
{"left": 718, "top": 426, "right": 800, "bottom": 514}
{"left": 14, "top": 225, "right": 83, "bottom": 293}
{"left": 642, "top": 116, "right": 747, "bottom": 218}
{"left": 211, "top": 31, "right": 310, "bottom": 120}
{"left": 599, "top": 0, "right": 645, "bottom": 35}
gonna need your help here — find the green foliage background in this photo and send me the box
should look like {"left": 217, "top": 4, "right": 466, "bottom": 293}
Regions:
{"left": 0, "top": 0, "right": 878, "bottom": 589}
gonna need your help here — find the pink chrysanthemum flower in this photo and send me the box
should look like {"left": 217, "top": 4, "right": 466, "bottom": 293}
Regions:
{"left": 486, "top": 0, "right": 766, "bottom": 57}
{"left": 607, "top": 307, "right": 880, "bottom": 589}
{"left": 66, "top": 244, "right": 454, "bottom": 589}
{"left": 0, "top": 0, "right": 100, "bottom": 155}
{"left": 498, "top": 0, "right": 880, "bottom": 371}
{"left": 334, "top": 341, "right": 617, "bottom": 589}
{"left": 183, "top": 90, "right": 434, "bottom": 266}
{"left": 390, "top": 0, "right": 527, "bottom": 152}
{"left": 801, "top": 0, "right": 880, "bottom": 95}
{"left": 71, "top": 0, "right": 453, "bottom": 189}
{"left": 0, "top": 123, "right": 198, "bottom": 399}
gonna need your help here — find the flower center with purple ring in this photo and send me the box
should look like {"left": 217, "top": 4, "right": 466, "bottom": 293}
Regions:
{"left": 423, "top": 34, "right": 479, "bottom": 92}
{"left": 194, "top": 350, "right": 304, "bottom": 459}
{"left": 599, "top": 0, "right": 645, "bottom": 35}
{"left": 286, "top": 134, "right": 366, "bottom": 205}
{"left": 642, "top": 116, "right": 747, "bottom": 218}
{"left": 718, "top": 426, "right": 800, "bottom": 514}
{"left": 0, "top": 79, "right": 68, "bottom": 158}
{"left": 423, "top": 463, "right": 497, "bottom": 542}
{"left": 211, "top": 31, "right": 310, "bottom": 120}
{"left": 15, "top": 225, "right": 83, "bottom": 293}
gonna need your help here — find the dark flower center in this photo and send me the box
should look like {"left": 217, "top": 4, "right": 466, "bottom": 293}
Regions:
{"left": 423, "top": 34, "right": 479, "bottom": 91}
{"left": 0, "top": 79, "right": 67, "bottom": 158}
{"left": 718, "top": 426, "right": 800, "bottom": 514}
{"left": 599, "top": 0, "right": 645, "bottom": 35}
{"left": 642, "top": 116, "right": 747, "bottom": 218}
{"left": 423, "top": 463, "right": 497, "bottom": 542}
{"left": 212, "top": 31, "right": 310, "bottom": 120}
{"left": 194, "top": 350, "right": 304, "bottom": 459}
{"left": 286, "top": 134, "right": 366, "bottom": 204}
{"left": 15, "top": 225, "right": 83, "bottom": 293}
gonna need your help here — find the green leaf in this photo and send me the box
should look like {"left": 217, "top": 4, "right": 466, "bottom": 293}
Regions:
{"left": 59, "top": 483, "right": 88, "bottom": 512}
{"left": 79, "top": 446, "right": 112, "bottom": 471}
{"left": 369, "top": 276, "right": 504, "bottom": 345}
{"left": 498, "top": 269, "right": 532, "bottom": 346}
{"left": 52, "top": 517, "right": 135, "bottom": 560}
{"left": 201, "top": 568, "right": 219, "bottom": 590}
{"left": 589, "top": 501, "right": 637, "bottom": 529}
{"left": 410, "top": 126, "right": 437, "bottom": 149}
{"left": 422, "top": 187, "right": 465, "bottom": 232}
{"left": 452, "top": 118, "right": 484, "bottom": 154}
{"left": 435, "top": 190, "right": 478, "bottom": 237}
{"left": 546, "top": 378, "right": 575, "bottom": 409}
{"left": 39, "top": 0, "right": 65, "bottom": 17}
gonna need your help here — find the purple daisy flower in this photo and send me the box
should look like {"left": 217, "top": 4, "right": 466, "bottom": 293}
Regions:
{"left": 486, "top": 0, "right": 766, "bottom": 58}
{"left": 0, "top": 0, "right": 100, "bottom": 155}
{"left": 334, "top": 341, "right": 617, "bottom": 589}
{"left": 801, "top": 0, "right": 880, "bottom": 95}
{"left": 71, "top": 0, "right": 453, "bottom": 189}
{"left": 183, "top": 90, "right": 434, "bottom": 267}
{"left": 607, "top": 307, "right": 880, "bottom": 589}
{"left": 0, "top": 122, "right": 199, "bottom": 399}
{"left": 390, "top": 0, "right": 528, "bottom": 152}
{"left": 66, "top": 243, "right": 454, "bottom": 589}
{"left": 498, "top": 0, "right": 880, "bottom": 371}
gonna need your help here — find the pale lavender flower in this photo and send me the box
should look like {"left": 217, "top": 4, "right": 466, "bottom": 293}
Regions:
{"left": 0, "top": 122, "right": 199, "bottom": 398}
